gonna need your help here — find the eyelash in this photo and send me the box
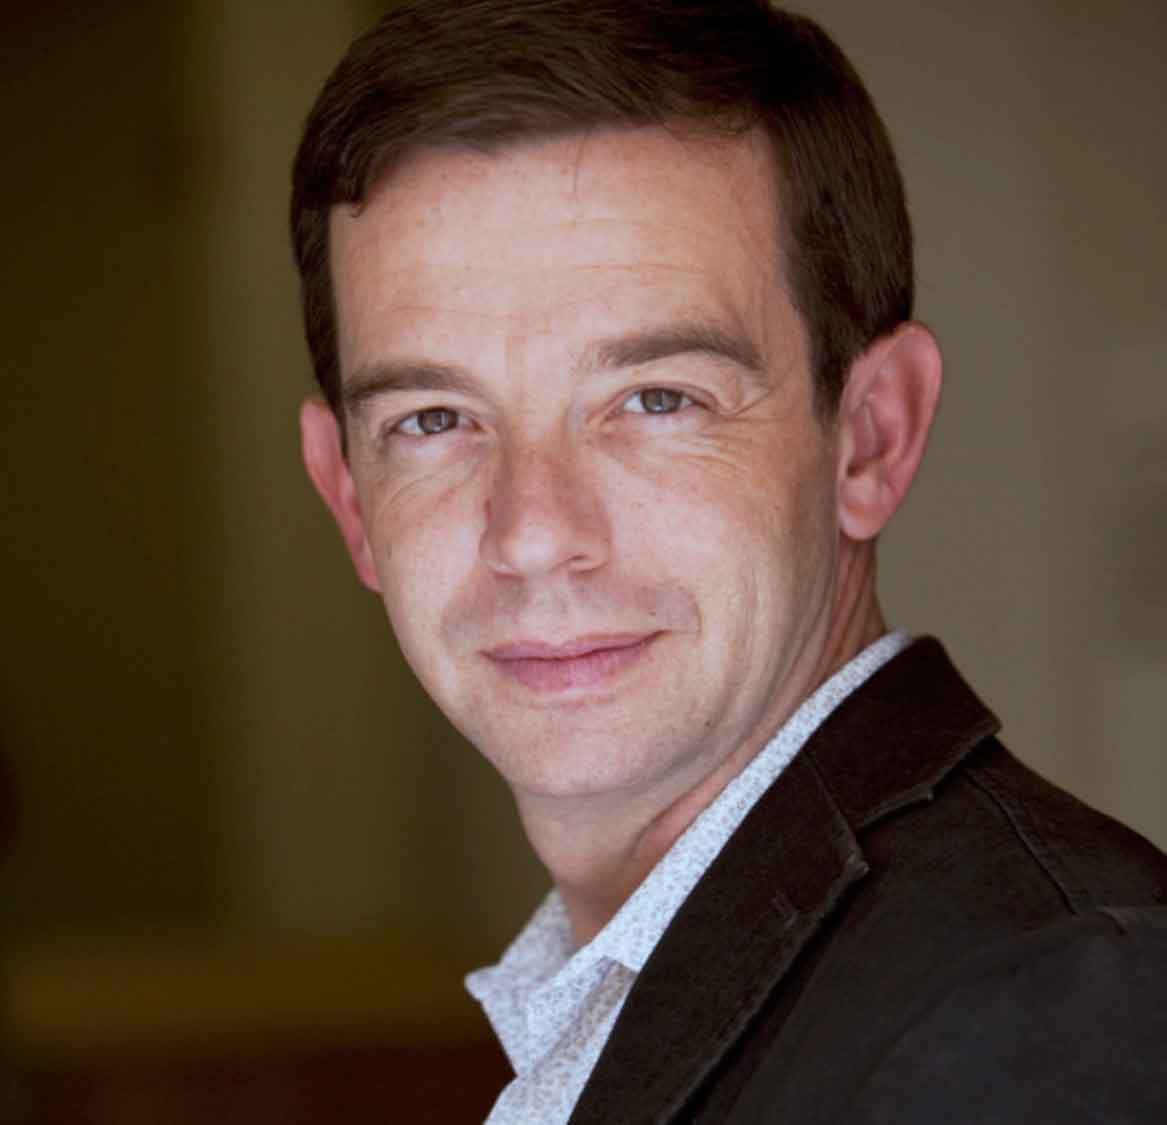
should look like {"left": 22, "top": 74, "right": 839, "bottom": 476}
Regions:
{"left": 388, "top": 386, "right": 699, "bottom": 441}
{"left": 393, "top": 407, "right": 464, "bottom": 437}
{"left": 621, "top": 387, "right": 696, "bottom": 415}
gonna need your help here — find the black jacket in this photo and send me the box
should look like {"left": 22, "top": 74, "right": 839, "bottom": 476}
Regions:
{"left": 568, "top": 639, "right": 1167, "bottom": 1123}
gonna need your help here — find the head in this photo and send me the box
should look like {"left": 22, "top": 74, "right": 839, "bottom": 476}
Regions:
{"left": 291, "top": 0, "right": 914, "bottom": 425}
{"left": 291, "top": 1, "right": 941, "bottom": 828}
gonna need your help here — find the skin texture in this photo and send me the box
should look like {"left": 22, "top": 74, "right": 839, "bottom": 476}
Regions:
{"left": 302, "top": 126, "right": 942, "bottom": 942}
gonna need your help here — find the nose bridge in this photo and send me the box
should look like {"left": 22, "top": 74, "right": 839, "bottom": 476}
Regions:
{"left": 480, "top": 428, "right": 608, "bottom": 578}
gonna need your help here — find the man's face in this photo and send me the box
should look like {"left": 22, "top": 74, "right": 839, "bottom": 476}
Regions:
{"left": 327, "top": 127, "right": 846, "bottom": 811}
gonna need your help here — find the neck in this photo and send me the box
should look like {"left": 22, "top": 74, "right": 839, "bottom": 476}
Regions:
{"left": 518, "top": 541, "right": 885, "bottom": 946}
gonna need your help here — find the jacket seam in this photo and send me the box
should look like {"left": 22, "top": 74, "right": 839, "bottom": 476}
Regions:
{"left": 963, "top": 763, "right": 1092, "bottom": 915}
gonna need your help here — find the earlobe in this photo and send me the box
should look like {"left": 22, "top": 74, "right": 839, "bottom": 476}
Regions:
{"left": 299, "top": 396, "right": 382, "bottom": 592}
{"left": 836, "top": 322, "right": 943, "bottom": 542}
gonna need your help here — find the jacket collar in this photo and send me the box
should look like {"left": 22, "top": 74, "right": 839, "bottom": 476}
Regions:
{"left": 568, "top": 638, "right": 999, "bottom": 1125}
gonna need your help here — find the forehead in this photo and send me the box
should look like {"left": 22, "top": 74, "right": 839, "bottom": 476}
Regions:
{"left": 328, "top": 126, "right": 795, "bottom": 372}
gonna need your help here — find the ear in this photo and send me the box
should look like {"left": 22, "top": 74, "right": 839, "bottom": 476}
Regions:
{"left": 835, "top": 322, "right": 943, "bottom": 541}
{"left": 299, "top": 396, "right": 381, "bottom": 592}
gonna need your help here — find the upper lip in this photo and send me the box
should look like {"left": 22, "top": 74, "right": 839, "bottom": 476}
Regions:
{"left": 486, "top": 634, "right": 657, "bottom": 661}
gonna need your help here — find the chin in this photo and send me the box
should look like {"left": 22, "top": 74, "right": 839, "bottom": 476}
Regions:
{"left": 481, "top": 722, "right": 697, "bottom": 806}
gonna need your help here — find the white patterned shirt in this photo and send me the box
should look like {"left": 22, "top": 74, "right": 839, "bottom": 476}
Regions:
{"left": 466, "top": 631, "right": 913, "bottom": 1124}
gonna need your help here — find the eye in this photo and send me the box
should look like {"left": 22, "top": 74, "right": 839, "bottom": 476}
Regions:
{"left": 395, "top": 407, "right": 462, "bottom": 436}
{"left": 622, "top": 387, "right": 694, "bottom": 415}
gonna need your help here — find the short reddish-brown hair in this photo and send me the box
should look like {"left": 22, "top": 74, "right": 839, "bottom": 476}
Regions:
{"left": 291, "top": 0, "right": 913, "bottom": 420}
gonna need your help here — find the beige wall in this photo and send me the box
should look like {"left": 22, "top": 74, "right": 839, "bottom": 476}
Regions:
{"left": 3, "top": 0, "right": 1164, "bottom": 1021}
{"left": 811, "top": 0, "right": 1167, "bottom": 847}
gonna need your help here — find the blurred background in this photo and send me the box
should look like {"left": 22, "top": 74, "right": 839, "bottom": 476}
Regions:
{"left": 2, "top": 0, "right": 1164, "bottom": 1121}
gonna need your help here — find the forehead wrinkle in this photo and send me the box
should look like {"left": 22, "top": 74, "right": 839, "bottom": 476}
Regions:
{"left": 358, "top": 261, "right": 724, "bottom": 337}
{"left": 334, "top": 127, "right": 801, "bottom": 397}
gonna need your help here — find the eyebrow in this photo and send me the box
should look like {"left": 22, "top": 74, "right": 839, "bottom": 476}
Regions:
{"left": 341, "top": 318, "right": 766, "bottom": 416}
{"left": 342, "top": 361, "right": 479, "bottom": 416}
{"left": 583, "top": 320, "right": 765, "bottom": 378}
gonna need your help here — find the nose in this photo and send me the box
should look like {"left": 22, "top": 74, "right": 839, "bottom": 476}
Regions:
{"left": 479, "top": 440, "right": 609, "bottom": 579}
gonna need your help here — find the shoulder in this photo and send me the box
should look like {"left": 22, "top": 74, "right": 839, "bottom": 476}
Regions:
{"left": 841, "top": 905, "right": 1167, "bottom": 1123}
{"left": 887, "top": 735, "right": 1167, "bottom": 916}
{"left": 720, "top": 736, "right": 1167, "bottom": 1124}
{"left": 844, "top": 735, "right": 1167, "bottom": 1043}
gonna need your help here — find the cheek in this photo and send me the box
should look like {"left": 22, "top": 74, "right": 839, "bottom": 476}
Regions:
{"left": 365, "top": 475, "right": 483, "bottom": 638}
{"left": 764, "top": 456, "right": 841, "bottom": 631}
{"left": 608, "top": 464, "right": 769, "bottom": 625}
{"left": 622, "top": 448, "right": 799, "bottom": 551}
{"left": 653, "top": 446, "right": 837, "bottom": 616}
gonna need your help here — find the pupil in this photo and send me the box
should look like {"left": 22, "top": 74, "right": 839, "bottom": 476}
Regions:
{"left": 644, "top": 389, "right": 680, "bottom": 413}
{"left": 419, "top": 409, "right": 455, "bottom": 434}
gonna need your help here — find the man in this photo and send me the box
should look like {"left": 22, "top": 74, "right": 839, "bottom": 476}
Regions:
{"left": 291, "top": 2, "right": 1167, "bottom": 1121}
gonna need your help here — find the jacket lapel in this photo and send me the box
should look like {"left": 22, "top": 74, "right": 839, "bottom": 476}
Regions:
{"left": 569, "top": 749, "right": 867, "bottom": 1125}
{"left": 568, "top": 639, "right": 999, "bottom": 1125}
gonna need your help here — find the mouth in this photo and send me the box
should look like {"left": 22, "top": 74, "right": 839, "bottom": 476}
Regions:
{"left": 485, "top": 633, "right": 660, "bottom": 693}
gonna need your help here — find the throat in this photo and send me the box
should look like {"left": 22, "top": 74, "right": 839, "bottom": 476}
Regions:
{"left": 516, "top": 752, "right": 754, "bottom": 947}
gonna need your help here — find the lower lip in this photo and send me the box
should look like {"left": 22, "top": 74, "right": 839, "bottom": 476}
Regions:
{"left": 489, "top": 635, "right": 658, "bottom": 693}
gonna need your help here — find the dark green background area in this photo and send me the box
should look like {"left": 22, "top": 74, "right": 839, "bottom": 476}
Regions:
{"left": 3, "top": 1, "right": 222, "bottom": 937}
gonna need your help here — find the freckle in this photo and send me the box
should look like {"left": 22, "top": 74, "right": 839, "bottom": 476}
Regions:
{"left": 485, "top": 498, "right": 492, "bottom": 521}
